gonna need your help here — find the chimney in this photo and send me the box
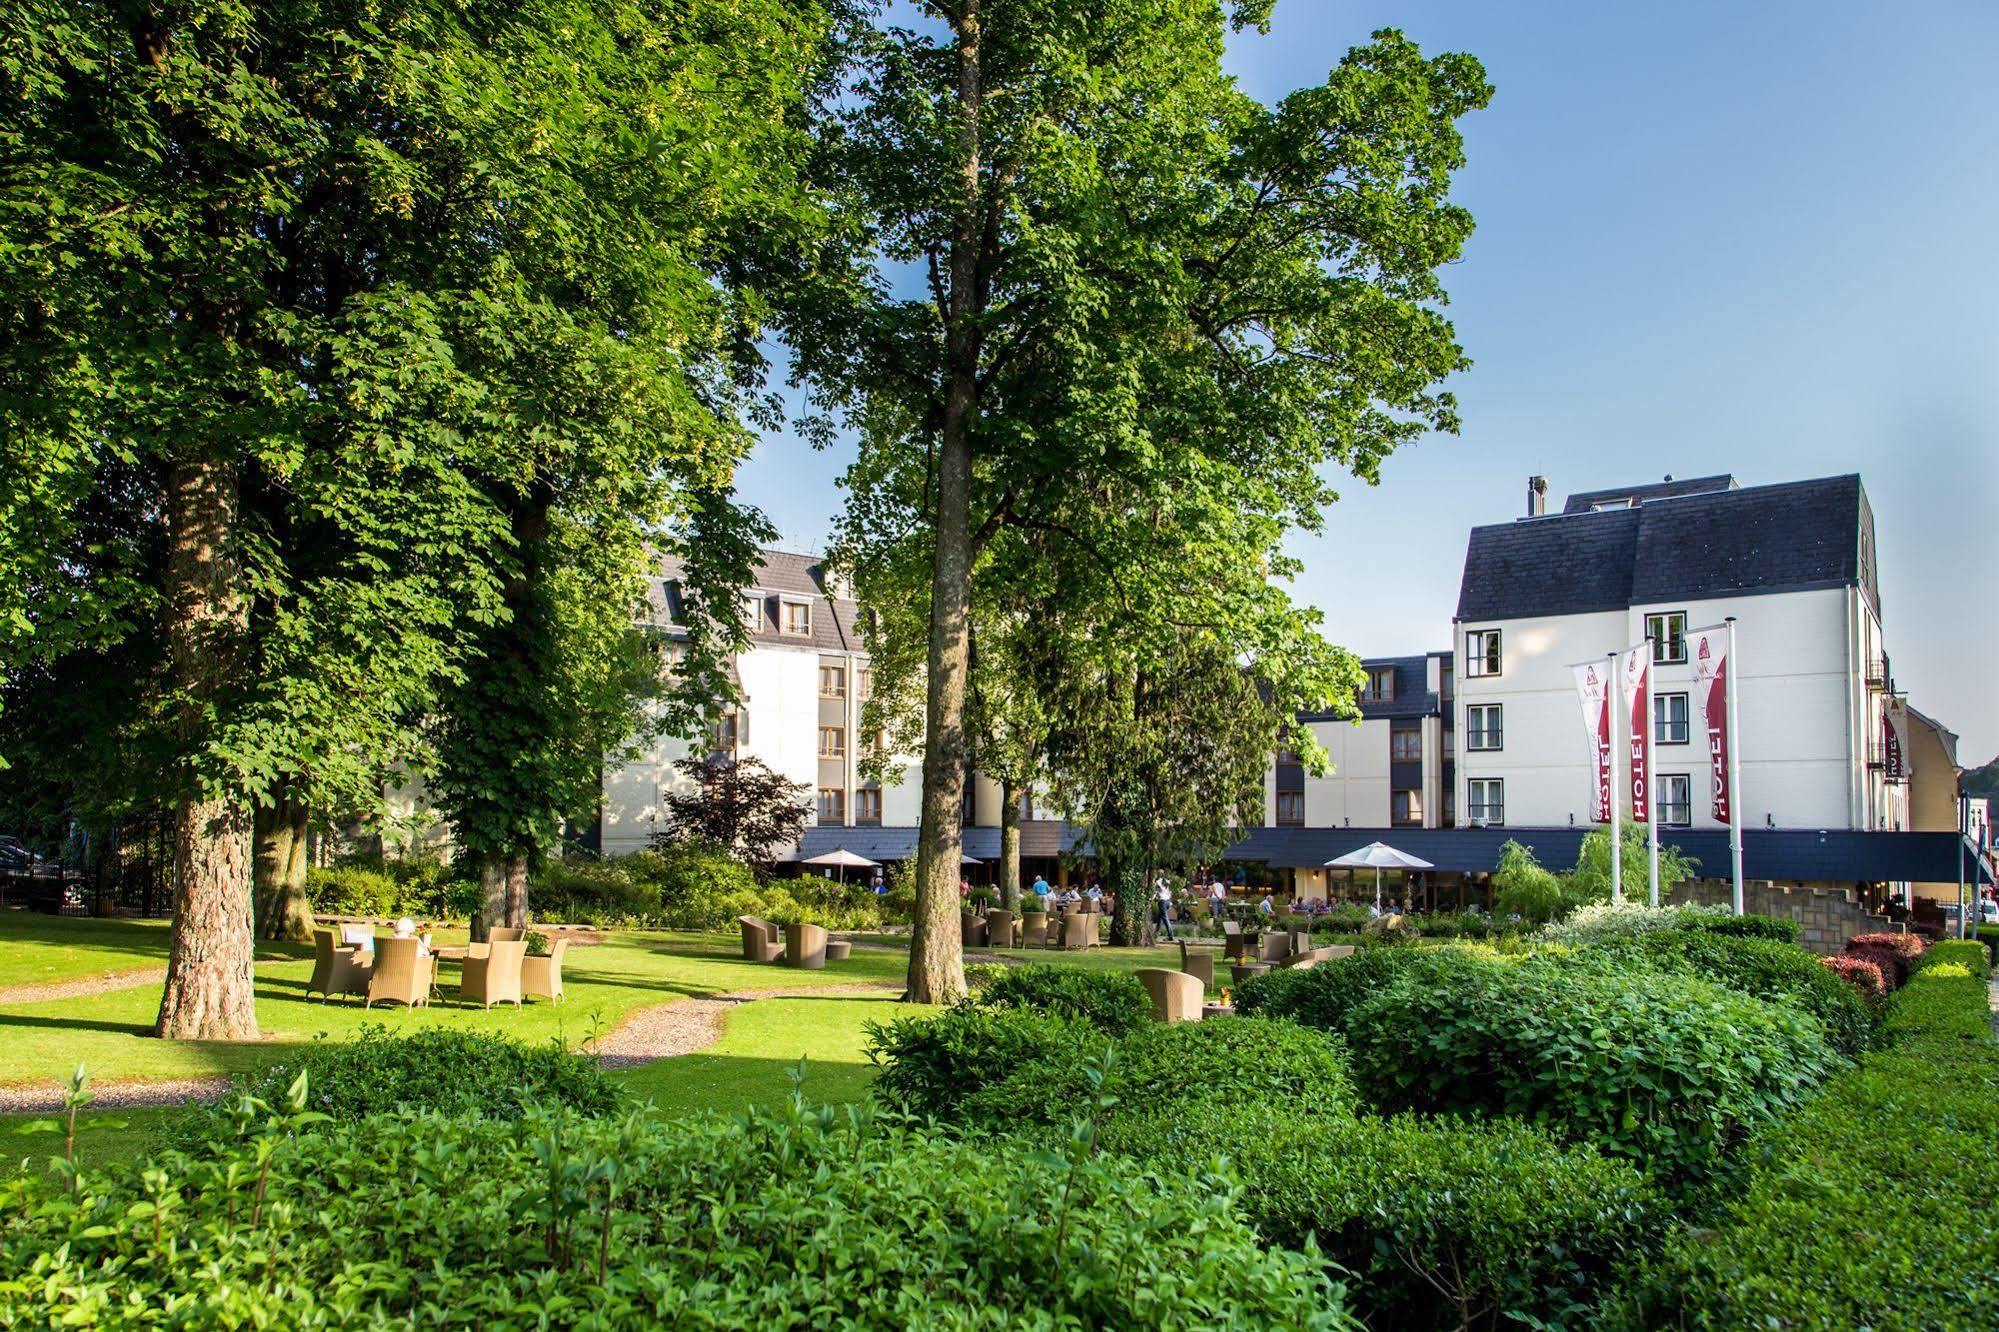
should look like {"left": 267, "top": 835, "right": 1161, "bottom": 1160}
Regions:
{"left": 1527, "top": 475, "right": 1548, "bottom": 517}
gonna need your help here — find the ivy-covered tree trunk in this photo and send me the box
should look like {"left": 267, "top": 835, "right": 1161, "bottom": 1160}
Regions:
{"left": 999, "top": 778, "right": 1022, "bottom": 914}
{"left": 906, "top": 5, "right": 985, "bottom": 1007}
{"left": 475, "top": 856, "right": 505, "bottom": 942}
{"left": 504, "top": 854, "right": 529, "bottom": 929}
{"left": 155, "top": 455, "right": 258, "bottom": 1041}
{"left": 253, "top": 792, "right": 314, "bottom": 943}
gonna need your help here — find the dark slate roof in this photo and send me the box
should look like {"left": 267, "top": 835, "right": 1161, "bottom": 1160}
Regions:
{"left": 795, "top": 820, "right": 1078, "bottom": 863}
{"left": 1457, "top": 475, "right": 1867, "bottom": 622}
{"left": 646, "top": 549, "right": 866, "bottom": 655}
{"left": 1562, "top": 474, "right": 1736, "bottom": 514}
{"left": 1299, "top": 654, "right": 1446, "bottom": 722}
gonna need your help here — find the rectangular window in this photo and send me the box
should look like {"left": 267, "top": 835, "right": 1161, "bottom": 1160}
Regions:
{"left": 710, "top": 712, "right": 740, "bottom": 756}
{"left": 1647, "top": 612, "right": 1688, "bottom": 664}
{"left": 1467, "top": 704, "right": 1503, "bottom": 751}
{"left": 1392, "top": 790, "right": 1423, "bottom": 826}
{"left": 1468, "top": 779, "right": 1504, "bottom": 826}
{"left": 1440, "top": 659, "right": 1454, "bottom": 701}
{"left": 817, "top": 788, "right": 845, "bottom": 825}
{"left": 855, "top": 787, "right": 882, "bottom": 825}
{"left": 1275, "top": 748, "right": 1302, "bottom": 767}
{"left": 1390, "top": 727, "right": 1421, "bottom": 761}
{"left": 1658, "top": 774, "right": 1691, "bottom": 827}
{"left": 1442, "top": 787, "right": 1456, "bottom": 826}
{"left": 817, "top": 726, "right": 845, "bottom": 759}
{"left": 1275, "top": 791, "right": 1304, "bottom": 827}
{"left": 1466, "top": 630, "right": 1502, "bottom": 678}
{"left": 741, "top": 594, "right": 765, "bottom": 632}
{"left": 1363, "top": 667, "right": 1396, "bottom": 702}
{"left": 818, "top": 665, "right": 846, "bottom": 698}
{"left": 784, "top": 600, "right": 812, "bottom": 636}
{"left": 856, "top": 667, "right": 873, "bottom": 700}
{"left": 1654, "top": 692, "right": 1690, "bottom": 745}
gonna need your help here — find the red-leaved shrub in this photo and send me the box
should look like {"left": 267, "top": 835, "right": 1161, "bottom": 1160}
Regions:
{"left": 1820, "top": 953, "right": 1887, "bottom": 1002}
{"left": 1845, "top": 932, "right": 1925, "bottom": 989}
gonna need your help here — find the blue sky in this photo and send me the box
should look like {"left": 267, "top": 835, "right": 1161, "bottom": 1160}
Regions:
{"left": 735, "top": 0, "right": 1999, "bottom": 763}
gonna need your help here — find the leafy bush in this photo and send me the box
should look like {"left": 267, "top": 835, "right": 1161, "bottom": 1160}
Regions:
{"left": 1589, "top": 930, "right": 1875, "bottom": 1058}
{"left": 1235, "top": 1108, "right": 1662, "bottom": 1330}
{"left": 1311, "top": 904, "right": 1375, "bottom": 933}
{"left": 975, "top": 964, "right": 1152, "bottom": 1034}
{"left": 530, "top": 859, "right": 663, "bottom": 925}
{"left": 865, "top": 1006, "right": 1095, "bottom": 1120}
{"left": 1233, "top": 945, "right": 1487, "bottom": 1028}
{"left": 1820, "top": 952, "right": 1886, "bottom": 1002}
{"left": 1492, "top": 838, "right": 1566, "bottom": 922}
{"left": 304, "top": 865, "right": 403, "bottom": 917}
{"left": 1336, "top": 953, "right": 1844, "bottom": 1185}
{"left": 1612, "top": 940, "right": 1999, "bottom": 1329}
{"left": 1537, "top": 899, "right": 1728, "bottom": 945}
{"left": 3, "top": 1098, "right": 1351, "bottom": 1329}
{"left": 1682, "top": 911, "right": 1801, "bottom": 944}
{"left": 1975, "top": 922, "right": 1999, "bottom": 965}
{"left": 159, "top": 1029, "right": 619, "bottom": 1152}
{"left": 1844, "top": 930, "right": 1925, "bottom": 989}
{"left": 306, "top": 856, "right": 476, "bottom": 919}
{"left": 958, "top": 1018, "right": 1356, "bottom": 1144}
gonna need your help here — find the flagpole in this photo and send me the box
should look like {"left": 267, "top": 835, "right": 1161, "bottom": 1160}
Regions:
{"left": 1607, "top": 651, "right": 1622, "bottom": 904}
{"left": 1726, "top": 616, "right": 1744, "bottom": 916}
{"left": 1646, "top": 637, "right": 1661, "bottom": 907}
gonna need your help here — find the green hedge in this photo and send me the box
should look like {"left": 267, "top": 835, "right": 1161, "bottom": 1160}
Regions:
{"left": 974, "top": 964, "right": 1153, "bottom": 1034}
{"left": 865, "top": 1006, "right": 1096, "bottom": 1120}
{"left": 1971, "top": 923, "right": 1999, "bottom": 967}
{"left": 1, "top": 1099, "right": 1350, "bottom": 1328}
{"left": 1681, "top": 912, "right": 1801, "bottom": 944}
{"left": 1613, "top": 939, "right": 1999, "bottom": 1328}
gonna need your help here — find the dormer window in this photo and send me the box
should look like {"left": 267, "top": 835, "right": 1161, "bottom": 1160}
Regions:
{"left": 1362, "top": 667, "right": 1396, "bottom": 702}
{"left": 783, "top": 599, "right": 812, "bottom": 636}
{"left": 742, "top": 594, "right": 765, "bottom": 632}
{"left": 661, "top": 579, "right": 684, "bottom": 624}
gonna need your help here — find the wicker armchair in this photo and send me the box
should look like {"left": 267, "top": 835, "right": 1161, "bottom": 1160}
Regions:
{"left": 985, "top": 908, "right": 1017, "bottom": 948}
{"left": 1176, "top": 940, "right": 1215, "bottom": 991}
{"left": 1221, "top": 920, "right": 1252, "bottom": 962}
{"left": 739, "top": 916, "right": 783, "bottom": 962}
{"left": 365, "top": 936, "right": 433, "bottom": 1010}
{"left": 1136, "top": 968, "right": 1204, "bottom": 1023}
{"left": 522, "top": 938, "right": 568, "bottom": 1003}
{"left": 1257, "top": 931, "right": 1292, "bottom": 964}
{"left": 1059, "top": 912, "right": 1092, "bottom": 951}
{"left": 960, "top": 909, "right": 988, "bottom": 948}
{"left": 307, "top": 929, "right": 373, "bottom": 1001}
{"left": 461, "top": 939, "right": 526, "bottom": 1010}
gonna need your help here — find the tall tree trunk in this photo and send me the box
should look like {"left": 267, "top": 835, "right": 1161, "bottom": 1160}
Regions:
{"left": 504, "top": 853, "right": 529, "bottom": 929}
{"left": 475, "top": 854, "right": 505, "bottom": 942}
{"left": 999, "top": 778, "right": 1022, "bottom": 914}
{"left": 155, "top": 455, "right": 258, "bottom": 1041}
{"left": 907, "top": 4, "right": 985, "bottom": 1005}
{"left": 253, "top": 793, "right": 314, "bottom": 942}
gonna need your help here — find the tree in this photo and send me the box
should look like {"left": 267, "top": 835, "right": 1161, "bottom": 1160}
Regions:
{"left": 1, "top": 0, "right": 830, "bottom": 1033}
{"left": 1492, "top": 840, "right": 1565, "bottom": 922}
{"left": 656, "top": 754, "right": 812, "bottom": 880}
{"left": 1564, "top": 824, "right": 1701, "bottom": 907}
{"left": 801, "top": 3, "right": 1489, "bottom": 1001}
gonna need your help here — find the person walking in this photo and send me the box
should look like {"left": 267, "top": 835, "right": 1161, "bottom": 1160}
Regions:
{"left": 1154, "top": 874, "right": 1176, "bottom": 941}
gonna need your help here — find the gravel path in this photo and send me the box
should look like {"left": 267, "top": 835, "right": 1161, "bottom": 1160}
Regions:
{"left": 589, "top": 982, "right": 903, "bottom": 1070}
{"left": 0, "top": 966, "right": 167, "bottom": 1008}
{"left": 0, "top": 1076, "right": 234, "bottom": 1115}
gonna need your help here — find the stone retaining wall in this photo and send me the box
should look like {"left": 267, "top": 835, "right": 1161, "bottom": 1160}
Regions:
{"left": 1666, "top": 880, "right": 1891, "bottom": 955}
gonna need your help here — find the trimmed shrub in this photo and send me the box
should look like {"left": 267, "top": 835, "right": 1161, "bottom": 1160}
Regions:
{"left": 1682, "top": 912, "right": 1801, "bottom": 944}
{"left": 1338, "top": 953, "right": 1844, "bottom": 1185}
{"left": 530, "top": 859, "right": 663, "bottom": 925}
{"left": 304, "top": 864, "right": 402, "bottom": 917}
{"left": 1612, "top": 941, "right": 1999, "bottom": 1329}
{"left": 1538, "top": 900, "right": 1728, "bottom": 945}
{"left": 1845, "top": 930, "right": 1925, "bottom": 989}
{"left": 864, "top": 1006, "right": 1095, "bottom": 1120}
{"left": 975, "top": 964, "right": 1152, "bottom": 1034}
{"left": 1233, "top": 945, "right": 1476, "bottom": 1028}
{"left": 1235, "top": 1109, "right": 1663, "bottom": 1330}
{"left": 958, "top": 1018, "right": 1356, "bottom": 1143}
{"left": 1590, "top": 930, "right": 1875, "bottom": 1058}
{"left": 1, "top": 1100, "right": 1351, "bottom": 1328}
{"left": 1975, "top": 922, "right": 1999, "bottom": 965}
{"left": 1820, "top": 952, "right": 1886, "bottom": 1002}
{"left": 159, "top": 1029, "right": 620, "bottom": 1152}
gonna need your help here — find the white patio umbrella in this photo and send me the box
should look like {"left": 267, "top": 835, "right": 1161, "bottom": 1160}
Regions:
{"left": 800, "top": 846, "right": 880, "bottom": 887}
{"left": 1325, "top": 842, "right": 1434, "bottom": 913}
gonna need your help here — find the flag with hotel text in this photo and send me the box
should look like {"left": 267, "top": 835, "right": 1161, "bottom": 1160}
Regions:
{"left": 1690, "top": 625, "right": 1732, "bottom": 825}
{"left": 1572, "top": 662, "right": 1614, "bottom": 823}
{"left": 1621, "top": 643, "right": 1651, "bottom": 822}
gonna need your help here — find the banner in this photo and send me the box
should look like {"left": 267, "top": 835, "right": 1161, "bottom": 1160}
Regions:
{"left": 1691, "top": 625, "right": 1731, "bottom": 825}
{"left": 1621, "top": 643, "right": 1651, "bottom": 822}
{"left": 1883, "top": 701, "right": 1909, "bottom": 782}
{"left": 1572, "top": 662, "right": 1614, "bottom": 823}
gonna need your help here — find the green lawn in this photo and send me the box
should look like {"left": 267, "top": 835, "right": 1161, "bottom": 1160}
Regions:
{"left": 0, "top": 911, "right": 176, "bottom": 989}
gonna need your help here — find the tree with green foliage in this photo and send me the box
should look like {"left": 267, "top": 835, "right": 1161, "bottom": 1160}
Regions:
{"left": 1492, "top": 840, "right": 1565, "bottom": 923}
{"left": 1, "top": 0, "right": 826, "bottom": 1033}
{"left": 804, "top": 3, "right": 1489, "bottom": 998}
{"left": 1565, "top": 823, "right": 1701, "bottom": 907}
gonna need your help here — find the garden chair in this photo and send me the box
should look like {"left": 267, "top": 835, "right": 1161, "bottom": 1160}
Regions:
{"left": 985, "top": 908, "right": 1016, "bottom": 948}
{"left": 460, "top": 939, "right": 526, "bottom": 1010}
{"left": 1136, "top": 968, "right": 1204, "bottom": 1023}
{"left": 961, "top": 909, "right": 988, "bottom": 948}
{"left": 1289, "top": 928, "right": 1313, "bottom": 956}
{"left": 739, "top": 916, "right": 784, "bottom": 962}
{"left": 522, "top": 937, "right": 568, "bottom": 1003}
{"left": 1021, "top": 912, "right": 1049, "bottom": 948}
{"left": 489, "top": 927, "right": 526, "bottom": 943}
{"left": 1257, "top": 931, "right": 1292, "bottom": 964}
{"left": 1059, "top": 912, "right": 1092, "bottom": 950}
{"left": 785, "top": 922, "right": 828, "bottom": 970}
{"left": 1177, "top": 939, "right": 1215, "bottom": 991}
{"left": 307, "top": 929, "right": 373, "bottom": 1001}
{"left": 1221, "top": 920, "right": 1251, "bottom": 962}
{"left": 365, "top": 936, "right": 433, "bottom": 1010}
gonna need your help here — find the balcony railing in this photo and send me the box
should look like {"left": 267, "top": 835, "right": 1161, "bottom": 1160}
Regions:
{"left": 1865, "top": 654, "right": 1892, "bottom": 692}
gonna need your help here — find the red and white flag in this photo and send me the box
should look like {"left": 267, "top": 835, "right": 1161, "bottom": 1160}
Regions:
{"left": 1572, "top": 662, "right": 1614, "bottom": 823}
{"left": 1691, "top": 624, "right": 1732, "bottom": 825}
{"left": 1882, "top": 701, "right": 1910, "bottom": 782}
{"left": 1621, "top": 643, "right": 1651, "bottom": 822}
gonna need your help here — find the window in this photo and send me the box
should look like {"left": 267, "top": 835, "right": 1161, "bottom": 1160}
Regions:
{"left": 1440, "top": 659, "right": 1454, "bottom": 701}
{"left": 856, "top": 667, "right": 873, "bottom": 700}
{"left": 661, "top": 579, "right": 684, "bottom": 624}
{"left": 1658, "top": 774, "right": 1691, "bottom": 827}
{"left": 1363, "top": 667, "right": 1396, "bottom": 702}
{"left": 710, "top": 711, "right": 740, "bottom": 756}
{"left": 867, "top": 729, "right": 887, "bottom": 757}
{"left": 1442, "top": 787, "right": 1456, "bottom": 826}
{"left": 817, "top": 787, "right": 845, "bottom": 825}
{"left": 1390, "top": 727, "right": 1421, "bottom": 761}
{"left": 659, "top": 639, "right": 688, "bottom": 671}
{"left": 1275, "top": 791, "right": 1304, "bottom": 826}
{"left": 1466, "top": 630, "right": 1502, "bottom": 678}
{"left": 1654, "top": 692, "right": 1690, "bottom": 745}
{"left": 855, "top": 787, "right": 883, "bottom": 825}
{"left": 1647, "top": 612, "right": 1688, "bottom": 664}
{"left": 1392, "top": 789, "right": 1423, "bottom": 826}
{"left": 1592, "top": 498, "right": 1634, "bottom": 511}
{"left": 1467, "top": 704, "right": 1503, "bottom": 751}
{"left": 1468, "top": 779, "right": 1504, "bottom": 826}
{"left": 783, "top": 600, "right": 812, "bottom": 636}
{"left": 818, "top": 726, "right": 845, "bottom": 759}
{"left": 741, "top": 594, "right": 765, "bottom": 632}
{"left": 1275, "top": 748, "right": 1302, "bottom": 767}
{"left": 819, "top": 664, "right": 846, "bottom": 698}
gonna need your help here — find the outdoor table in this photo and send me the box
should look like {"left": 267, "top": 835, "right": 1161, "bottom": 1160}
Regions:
{"left": 427, "top": 945, "right": 468, "bottom": 1002}
{"left": 1201, "top": 1002, "right": 1235, "bottom": 1020}
{"left": 1229, "top": 962, "right": 1270, "bottom": 986}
